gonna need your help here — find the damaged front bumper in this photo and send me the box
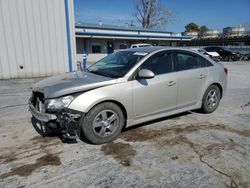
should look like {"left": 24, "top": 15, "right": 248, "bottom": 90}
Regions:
{"left": 29, "top": 95, "right": 84, "bottom": 139}
{"left": 29, "top": 102, "right": 57, "bottom": 122}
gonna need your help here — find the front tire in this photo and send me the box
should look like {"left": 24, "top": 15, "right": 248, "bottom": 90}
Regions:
{"left": 80, "top": 102, "right": 125, "bottom": 144}
{"left": 200, "top": 85, "right": 221, "bottom": 113}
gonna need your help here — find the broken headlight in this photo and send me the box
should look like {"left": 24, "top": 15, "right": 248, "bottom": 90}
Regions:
{"left": 46, "top": 95, "right": 74, "bottom": 110}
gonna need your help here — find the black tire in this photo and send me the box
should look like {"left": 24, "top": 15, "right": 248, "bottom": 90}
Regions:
{"left": 200, "top": 85, "right": 221, "bottom": 113}
{"left": 223, "top": 56, "right": 228, "bottom": 61}
{"left": 80, "top": 102, "right": 125, "bottom": 144}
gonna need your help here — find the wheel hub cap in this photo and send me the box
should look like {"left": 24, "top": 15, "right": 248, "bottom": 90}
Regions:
{"left": 207, "top": 89, "right": 218, "bottom": 109}
{"left": 93, "top": 110, "right": 118, "bottom": 137}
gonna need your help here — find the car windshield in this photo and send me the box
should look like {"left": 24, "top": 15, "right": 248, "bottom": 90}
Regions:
{"left": 87, "top": 51, "right": 147, "bottom": 78}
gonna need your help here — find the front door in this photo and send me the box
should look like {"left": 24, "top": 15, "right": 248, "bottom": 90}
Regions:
{"left": 132, "top": 51, "right": 177, "bottom": 120}
{"left": 107, "top": 41, "right": 114, "bottom": 54}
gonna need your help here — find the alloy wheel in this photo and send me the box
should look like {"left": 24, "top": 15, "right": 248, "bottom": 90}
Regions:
{"left": 92, "top": 110, "right": 119, "bottom": 137}
{"left": 206, "top": 89, "right": 218, "bottom": 109}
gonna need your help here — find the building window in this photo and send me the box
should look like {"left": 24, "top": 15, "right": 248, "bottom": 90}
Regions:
{"left": 92, "top": 45, "right": 101, "bottom": 53}
{"left": 119, "top": 43, "right": 128, "bottom": 49}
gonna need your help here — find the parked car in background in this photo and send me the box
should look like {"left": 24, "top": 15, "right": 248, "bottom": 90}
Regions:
{"left": 131, "top": 43, "right": 152, "bottom": 48}
{"left": 204, "top": 46, "right": 241, "bottom": 61}
{"left": 29, "top": 47, "right": 228, "bottom": 144}
{"left": 191, "top": 48, "right": 210, "bottom": 58}
{"left": 191, "top": 48, "right": 222, "bottom": 62}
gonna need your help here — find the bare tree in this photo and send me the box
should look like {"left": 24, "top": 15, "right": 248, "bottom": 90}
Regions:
{"left": 134, "top": 0, "right": 175, "bottom": 29}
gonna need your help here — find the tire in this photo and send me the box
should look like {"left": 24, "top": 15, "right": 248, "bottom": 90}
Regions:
{"left": 225, "top": 55, "right": 233, "bottom": 61}
{"left": 200, "top": 85, "right": 221, "bottom": 113}
{"left": 80, "top": 102, "right": 125, "bottom": 144}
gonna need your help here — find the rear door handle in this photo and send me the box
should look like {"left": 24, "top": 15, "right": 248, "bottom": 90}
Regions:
{"left": 199, "top": 74, "right": 206, "bottom": 79}
{"left": 168, "top": 81, "right": 176, "bottom": 86}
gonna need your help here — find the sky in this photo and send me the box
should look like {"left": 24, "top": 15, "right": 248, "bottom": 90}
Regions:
{"left": 74, "top": 0, "right": 250, "bottom": 32}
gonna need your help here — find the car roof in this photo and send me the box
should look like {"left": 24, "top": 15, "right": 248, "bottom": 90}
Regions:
{"left": 122, "top": 46, "right": 200, "bottom": 54}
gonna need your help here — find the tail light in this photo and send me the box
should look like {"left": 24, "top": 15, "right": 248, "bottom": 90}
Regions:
{"left": 224, "top": 67, "right": 228, "bottom": 75}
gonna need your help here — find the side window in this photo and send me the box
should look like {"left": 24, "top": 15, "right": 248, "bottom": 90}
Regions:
{"left": 92, "top": 45, "right": 101, "bottom": 53}
{"left": 176, "top": 53, "right": 199, "bottom": 71}
{"left": 141, "top": 52, "right": 173, "bottom": 75}
{"left": 198, "top": 56, "right": 213, "bottom": 67}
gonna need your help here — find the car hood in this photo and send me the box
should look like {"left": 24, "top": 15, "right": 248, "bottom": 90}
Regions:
{"left": 32, "top": 71, "right": 117, "bottom": 98}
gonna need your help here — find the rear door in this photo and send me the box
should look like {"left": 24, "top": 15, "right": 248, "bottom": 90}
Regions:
{"left": 174, "top": 50, "right": 208, "bottom": 109}
{"left": 132, "top": 51, "right": 177, "bottom": 119}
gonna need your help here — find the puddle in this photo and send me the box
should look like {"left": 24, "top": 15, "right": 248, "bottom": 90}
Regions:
{"left": 171, "top": 156, "right": 179, "bottom": 160}
{"left": 0, "top": 152, "right": 17, "bottom": 164}
{"left": 0, "top": 152, "right": 61, "bottom": 178}
{"left": 101, "top": 142, "right": 136, "bottom": 166}
{"left": 30, "top": 136, "right": 58, "bottom": 143}
{"left": 121, "top": 122, "right": 250, "bottom": 143}
{"left": 0, "top": 136, "right": 61, "bottom": 165}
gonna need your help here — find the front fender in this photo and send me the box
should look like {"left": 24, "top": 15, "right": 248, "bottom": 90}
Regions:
{"left": 67, "top": 82, "right": 133, "bottom": 119}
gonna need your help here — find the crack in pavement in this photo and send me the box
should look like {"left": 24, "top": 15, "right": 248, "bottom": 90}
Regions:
{"left": 154, "top": 135, "right": 239, "bottom": 188}
{"left": 120, "top": 123, "right": 248, "bottom": 187}
{"left": 0, "top": 103, "right": 28, "bottom": 110}
{"left": 240, "top": 102, "right": 250, "bottom": 110}
{"left": 183, "top": 137, "right": 239, "bottom": 188}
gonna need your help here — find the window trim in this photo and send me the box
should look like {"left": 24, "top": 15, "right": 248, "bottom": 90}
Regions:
{"left": 139, "top": 51, "right": 174, "bottom": 77}
{"left": 129, "top": 50, "right": 175, "bottom": 81}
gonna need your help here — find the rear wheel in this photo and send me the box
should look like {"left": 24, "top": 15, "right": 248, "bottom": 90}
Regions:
{"left": 200, "top": 85, "right": 221, "bottom": 113}
{"left": 80, "top": 102, "right": 125, "bottom": 144}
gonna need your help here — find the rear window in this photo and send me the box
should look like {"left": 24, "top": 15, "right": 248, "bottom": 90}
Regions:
{"left": 176, "top": 53, "right": 200, "bottom": 71}
{"left": 198, "top": 56, "right": 213, "bottom": 67}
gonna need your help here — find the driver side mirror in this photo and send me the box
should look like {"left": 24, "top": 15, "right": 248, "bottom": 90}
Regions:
{"left": 137, "top": 69, "right": 155, "bottom": 79}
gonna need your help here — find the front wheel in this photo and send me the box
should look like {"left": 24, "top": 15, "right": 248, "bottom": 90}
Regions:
{"left": 80, "top": 102, "right": 125, "bottom": 144}
{"left": 200, "top": 85, "right": 221, "bottom": 113}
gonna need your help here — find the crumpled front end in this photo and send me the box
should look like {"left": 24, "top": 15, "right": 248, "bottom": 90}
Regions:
{"left": 29, "top": 91, "right": 84, "bottom": 139}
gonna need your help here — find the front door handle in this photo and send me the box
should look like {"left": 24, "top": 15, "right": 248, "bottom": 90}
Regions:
{"left": 199, "top": 74, "right": 206, "bottom": 79}
{"left": 168, "top": 81, "right": 176, "bottom": 86}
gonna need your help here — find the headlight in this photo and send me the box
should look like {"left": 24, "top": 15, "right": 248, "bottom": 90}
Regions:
{"left": 46, "top": 95, "right": 74, "bottom": 110}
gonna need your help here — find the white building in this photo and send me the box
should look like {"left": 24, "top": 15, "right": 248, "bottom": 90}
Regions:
{"left": 0, "top": 0, "right": 191, "bottom": 79}
{"left": 223, "top": 26, "right": 246, "bottom": 37}
{"left": 201, "top": 29, "right": 220, "bottom": 38}
{"left": 75, "top": 24, "right": 191, "bottom": 63}
{"left": 0, "top": 0, "right": 76, "bottom": 79}
{"left": 181, "top": 31, "right": 199, "bottom": 39}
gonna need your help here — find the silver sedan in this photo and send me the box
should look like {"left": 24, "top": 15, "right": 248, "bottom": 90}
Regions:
{"left": 29, "top": 47, "right": 228, "bottom": 144}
